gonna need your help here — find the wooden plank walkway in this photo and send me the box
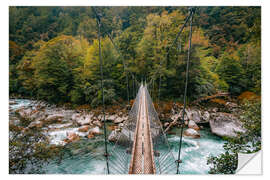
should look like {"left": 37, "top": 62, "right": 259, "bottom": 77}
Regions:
{"left": 129, "top": 86, "right": 156, "bottom": 174}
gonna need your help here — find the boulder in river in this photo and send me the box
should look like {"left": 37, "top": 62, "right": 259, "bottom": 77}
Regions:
{"left": 87, "top": 132, "right": 95, "bottom": 139}
{"left": 186, "top": 109, "right": 202, "bottom": 123}
{"left": 114, "top": 116, "right": 126, "bottom": 124}
{"left": 89, "top": 127, "right": 102, "bottom": 135}
{"left": 65, "top": 132, "right": 80, "bottom": 143}
{"left": 28, "top": 110, "right": 43, "bottom": 120}
{"left": 93, "top": 120, "right": 102, "bottom": 128}
{"left": 15, "top": 107, "right": 32, "bottom": 119}
{"left": 225, "top": 102, "right": 239, "bottom": 112}
{"left": 108, "top": 129, "right": 130, "bottom": 144}
{"left": 171, "top": 111, "right": 188, "bottom": 122}
{"left": 72, "top": 113, "right": 93, "bottom": 125}
{"left": 183, "top": 128, "right": 200, "bottom": 138}
{"left": 225, "top": 102, "right": 238, "bottom": 109}
{"left": 209, "top": 112, "right": 245, "bottom": 138}
{"left": 78, "top": 125, "right": 90, "bottom": 132}
{"left": 188, "top": 120, "right": 200, "bottom": 131}
{"left": 9, "top": 100, "right": 17, "bottom": 105}
{"left": 44, "top": 114, "right": 64, "bottom": 124}
{"left": 28, "top": 120, "right": 44, "bottom": 129}
{"left": 106, "top": 114, "right": 117, "bottom": 122}
{"left": 108, "top": 130, "right": 119, "bottom": 142}
{"left": 201, "top": 111, "right": 210, "bottom": 123}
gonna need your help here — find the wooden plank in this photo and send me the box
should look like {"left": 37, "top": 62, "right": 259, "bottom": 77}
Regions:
{"left": 143, "top": 88, "right": 156, "bottom": 174}
{"left": 129, "top": 89, "right": 143, "bottom": 174}
{"left": 129, "top": 86, "right": 156, "bottom": 174}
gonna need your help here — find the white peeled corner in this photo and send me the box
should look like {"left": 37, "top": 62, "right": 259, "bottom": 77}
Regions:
{"left": 236, "top": 150, "right": 262, "bottom": 174}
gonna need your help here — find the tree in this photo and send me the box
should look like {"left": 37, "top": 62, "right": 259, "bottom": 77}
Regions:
{"left": 237, "top": 42, "right": 261, "bottom": 94}
{"left": 215, "top": 54, "right": 245, "bottom": 95}
{"left": 9, "top": 41, "right": 25, "bottom": 94}
{"left": 81, "top": 37, "right": 123, "bottom": 106}
{"left": 18, "top": 35, "right": 88, "bottom": 103}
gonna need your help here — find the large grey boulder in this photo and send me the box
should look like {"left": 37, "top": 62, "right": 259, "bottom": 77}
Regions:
{"left": 209, "top": 112, "right": 245, "bottom": 138}
{"left": 185, "top": 108, "right": 205, "bottom": 124}
{"left": 190, "top": 110, "right": 201, "bottom": 123}
{"left": 108, "top": 130, "right": 120, "bottom": 142}
{"left": 185, "top": 109, "right": 210, "bottom": 124}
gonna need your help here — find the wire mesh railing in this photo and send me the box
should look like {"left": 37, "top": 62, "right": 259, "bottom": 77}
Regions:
{"left": 107, "top": 84, "right": 144, "bottom": 174}
{"left": 107, "top": 84, "right": 176, "bottom": 174}
{"left": 144, "top": 85, "right": 177, "bottom": 174}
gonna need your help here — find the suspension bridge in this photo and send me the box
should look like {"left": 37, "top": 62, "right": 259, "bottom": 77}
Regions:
{"left": 88, "top": 7, "right": 196, "bottom": 174}
{"left": 105, "top": 83, "right": 176, "bottom": 174}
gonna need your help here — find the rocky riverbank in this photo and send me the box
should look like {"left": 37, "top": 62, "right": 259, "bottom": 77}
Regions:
{"left": 160, "top": 99, "right": 245, "bottom": 139}
{"left": 9, "top": 99, "right": 128, "bottom": 145}
{"left": 9, "top": 97, "right": 245, "bottom": 146}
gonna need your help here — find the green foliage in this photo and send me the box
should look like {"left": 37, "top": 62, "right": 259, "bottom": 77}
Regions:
{"left": 10, "top": 7, "right": 261, "bottom": 104}
{"left": 9, "top": 124, "right": 63, "bottom": 174}
{"left": 230, "top": 100, "right": 261, "bottom": 152}
{"left": 207, "top": 151, "right": 237, "bottom": 174}
{"left": 80, "top": 37, "right": 124, "bottom": 106}
{"left": 237, "top": 42, "right": 261, "bottom": 94}
{"left": 207, "top": 100, "right": 261, "bottom": 174}
{"left": 198, "top": 7, "right": 260, "bottom": 57}
{"left": 77, "top": 16, "right": 97, "bottom": 42}
{"left": 216, "top": 54, "right": 245, "bottom": 95}
{"left": 9, "top": 41, "right": 25, "bottom": 94}
{"left": 18, "top": 36, "right": 88, "bottom": 103}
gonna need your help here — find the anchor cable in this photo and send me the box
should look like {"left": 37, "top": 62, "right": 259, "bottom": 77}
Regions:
{"left": 176, "top": 8, "right": 195, "bottom": 174}
{"left": 92, "top": 7, "right": 110, "bottom": 174}
{"left": 157, "top": 8, "right": 193, "bottom": 108}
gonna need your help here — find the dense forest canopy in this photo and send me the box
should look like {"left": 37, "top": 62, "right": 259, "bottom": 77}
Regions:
{"left": 9, "top": 6, "right": 261, "bottom": 106}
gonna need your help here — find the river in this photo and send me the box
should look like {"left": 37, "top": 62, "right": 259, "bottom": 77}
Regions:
{"left": 9, "top": 99, "right": 226, "bottom": 174}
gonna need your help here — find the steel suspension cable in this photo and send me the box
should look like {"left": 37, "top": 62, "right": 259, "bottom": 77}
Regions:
{"left": 92, "top": 7, "right": 110, "bottom": 174}
{"left": 166, "top": 11, "right": 193, "bottom": 61}
{"left": 157, "top": 8, "right": 193, "bottom": 107}
{"left": 176, "top": 8, "right": 195, "bottom": 174}
{"left": 92, "top": 7, "right": 140, "bottom": 105}
{"left": 106, "top": 33, "right": 142, "bottom": 100}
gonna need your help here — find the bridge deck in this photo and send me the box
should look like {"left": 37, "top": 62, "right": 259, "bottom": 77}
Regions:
{"left": 129, "top": 86, "right": 156, "bottom": 174}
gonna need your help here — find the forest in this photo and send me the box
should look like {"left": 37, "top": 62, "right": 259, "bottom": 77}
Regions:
{"left": 9, "top": 6, "right": 261, "bottom": 106}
